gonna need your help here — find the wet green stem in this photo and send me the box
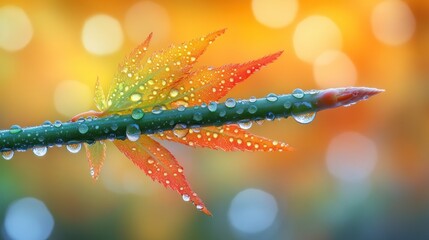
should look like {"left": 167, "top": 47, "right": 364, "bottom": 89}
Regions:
{"left": 0, "top": 87, "right": 383, "bottom": 152}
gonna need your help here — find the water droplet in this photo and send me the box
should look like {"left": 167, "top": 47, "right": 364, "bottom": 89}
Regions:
{"left": 130, "top": 93, "right": 142, "bottom": 102}
{"left": 266, "top": 112, "right": 276, "bottom": 121}
{"left": 283, "top": 101, "right": 292, "bottom": 109}
{"left": 2, "top": 151, "right": 14, "bottom": 160}
{"left": 42, "top": 121, "right": 52, "bottom": 127}
{"left": 66, "top": 144, "right": 82, "bottom": 153}
{"left": 177, "top": 105, "right": 186, "bottom": 111}
{"left": 131, "top": 108, "right": 144, "bottom": 120}
{"left": 238, "top": 121, "right": 253, "bottom": 130}
{"left": 33, "top": 146, "right": 47, "bottom": 157}
{"left": 248, "top": 105, "right": 258, "bottom": 114}
{"left": 225, "top": 98, "right": 236, "bottom": 108}
{"left": 152, "top": 106, "right": 163, "bottom": 114}
{"left": 182, "top": 194, "right": 190, "bottom": 202}
{"left": 110, "top": 124, "right": 118, "bottom": 131}
{"left": 173, "top": 124, "right": 188, "bottom": 138}
{"left": 292, "top": 112, "right": 316, "bottom": 124}
{"left": 219, "top": 110, "right": 226, "bottom": 117}
{"left": 249, "top": 96, "right": 257, "bottom": 103}
{"left": 78, "top": 124, "right": 89, "bottom": 134}
{"left": 53, "top": 120, "right": 62, "bottom": 127}
{"left": 196, "top": 205, "right": 204, "bottom": 211}
{"left": 236, "top": 108, "right": 244, "bottom": 114}
{"left": 193, "top": 112, "right": 203, "bottom": 121}
{"left": 169, "top": 88, "right": 179, "bottom": 98}
{"left": 126, "top": 124, "right": 141, "bottom": 142}
{"left": 292, "top": 88, "right": 305, "bottom": 99}
{"left": 266, "top": 93, "right": 278, "bottom": 102}
{"left": 90, "top": 167, "right": 95, "bottom": 177}
{"left": 208, "top": 102, "right": 218, "bottom": 112}
{"left": 9, "top": 125, "right": 22, "bottom": 134}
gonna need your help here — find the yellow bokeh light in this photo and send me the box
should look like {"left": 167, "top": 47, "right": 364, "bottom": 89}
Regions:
{"left": 251, "top": 0, "right": 298, "bottom": 28}
{"left": 0, "top": 5, "right": 33, "bottom": 51}
{"left": 371, "top": 0, "right": 415, "bottom": 46}
{"left": 54, "top": 80, "right": 92, "bottom": 118}
{"left": 313, "top": 50, "right": 357, "bottom": 88}
{"left": 124, "top": 1, "right": 170, "bottom": 44}
{"left": 293, "top": 15, "right": 342, "bottom": 63}
{"left": 81, "top": 14, "right": 123, "bottom": 55}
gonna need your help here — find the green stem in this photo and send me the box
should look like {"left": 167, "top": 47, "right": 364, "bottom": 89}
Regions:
{"left": 0, "top": 87, "right": 383, "bottom": 152}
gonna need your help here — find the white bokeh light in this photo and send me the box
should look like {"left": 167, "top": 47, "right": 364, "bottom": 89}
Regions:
{"left": 251, "top": 0, "right": 298, "bottom": 28}
{"left": 124, "top": 1, "right": 170, "bottom": 44}
{"left": 0, "top": 5, "right": 33, "bottom": 51}
{"left": 82, "top": 14, "right": 123, "bottom": 55}
{"left": 228, "top": 188, "right": 278, "bottom": 234}
{"left": 313, "top": 50, "right": 357, "bottom": 88}
{"left": 371, "top": 0, "right": 415, "bottom": 46}
{"left": 54, "top": 80, "right": 92, "bottom": 118}
{"left": 293, "top": 16, "right": 342, "bottom": 63}
{"left": 326, "top": 132, "right": 378, "bottom": 183}
{"left": 3, "top": 197, "right": 54, "bottom": 240}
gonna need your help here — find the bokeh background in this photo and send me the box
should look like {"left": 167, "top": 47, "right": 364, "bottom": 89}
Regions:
{"left": 0, "top": 0, "right": 427, "bottom": 239}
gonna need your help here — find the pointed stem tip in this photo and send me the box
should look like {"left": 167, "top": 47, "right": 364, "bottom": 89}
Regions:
{"left": 334, "top": 87, "right": 384, "bottom": 106}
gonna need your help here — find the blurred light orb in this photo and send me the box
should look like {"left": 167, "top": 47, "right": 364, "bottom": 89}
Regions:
{"left": 4, "top": 197, "right": 54, "bottom": 240}
{"left": 228, "top": 188, "right": 278, "bottom": 234}
{"left": 313, "top": 50, "right": 357, "bottom": 88}
{"left": 82, "top": 14, "right": 123, "bottom": 55}
{"left": 54, "top": 80, "right": 92, "bottom": 118}
{"left": 0, "top": 5, "right": 33, "bottom": 51}
{"left": 251, "top": 0, "right": 298, "bottom": 28}
{"left": 293, "top": 16, "right": 342, "bottom": 63}
{"left": 371, "top": 0, "right": 415, "bottom": 46}
{"left": 326, "top": 132, "right": 378, "bottom": 183}
{"left": 125, "top": 1, "right": 170, "bottom": 44}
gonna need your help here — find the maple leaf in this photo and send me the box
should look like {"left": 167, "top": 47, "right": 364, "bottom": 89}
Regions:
{"left": 74, "top": 30, "right": 291, "bottom": 215}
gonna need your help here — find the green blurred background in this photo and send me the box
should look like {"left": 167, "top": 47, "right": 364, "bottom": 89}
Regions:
{"left": 0, "top": 0, "right": 427, "bottom": 239}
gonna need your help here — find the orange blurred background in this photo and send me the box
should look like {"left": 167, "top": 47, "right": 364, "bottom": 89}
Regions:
{"left": 0, "top": 0, "right": 427, "bottom": 239}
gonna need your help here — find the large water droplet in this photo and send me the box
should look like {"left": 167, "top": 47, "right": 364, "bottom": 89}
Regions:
{"left": 173, "top": 124, "right": 188, "bottom": 138}
{"left": 266, "top": 112, "right": 276, "bottom": 121}
{"left": 126, "top": 124, "right": 141, "bottom": 142}
{"left": 131, "top": 108, "right": 144, "bottom": 120}
{"left": 182, "top": 194, "right": 190, "bottom": 202}
{"left": 193, "top": 112, "right": 203, "bottom": 121}
{"left": 238, "top": 121, "right": 253, "bottom": 130}
{"left": 169, "top": 88, "right": 179, "bottom": 98}
{"left": 225, "top": 98, "right": 236, "bottom": 108}
{"left": 2, "top": 151, "right": 14, "bottom": 160}
{"left": 208, "top": 102, "right": 218, "bottom": 112}
{"left": 248, "top": 105, "right": 258, "bottom": 114}
{"left": 266, "top": 93, "right": 278, "bottom": 102}
{"left": 66, "top": 143, "right": 82, "bottom": 153}
{"left": 9, "top": 125, "right": 22, "bottom": 134}
{"left": 130, "top": 93, "right": 142, "bottom": 102}
{"left": 78, "top": 124, "right": 89, "bottom": 134}
{"left": 292, "top": 88, "right": 305, "bottom": 98}
{"left": 292, "top": 112, "right": 316, "bottom": 124}
{"left": 33, "top": 147, "right": 47, "bottom": 157}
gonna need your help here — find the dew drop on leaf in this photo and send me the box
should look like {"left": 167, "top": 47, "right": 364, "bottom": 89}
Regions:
{"left": 66, "top": 143, "right": 82, "bottom": 153}
{"left": 292, "top": 112, "right": 316, "bottom": 124}
{"left": 248, "top": 105, "right": 258, "bottom": 114}
{"left": 292, "top": 88, "right": 305, "bottom": 99}
{"left": 225, "top": 98, "right": 236, "bottom": 108}
{"left": 90, "top": 167, "right": 95, "bottom": 178}
{"left": 208, "top": 102, "right": 218, "bottom": 112}
{"left": 266, "top": 93, "right": 278, "bottom": 102}
{"left": 196, "top": 205, "right": 204, "bottom": 211}
{"left": 126, "top": 124, "right": 141, "bottom": 142}
{"left": 9, "top": 125, "right": 22, "bottom": 134}
{"left": 131, "top": 108, "right": 144, "bottom": 120}
{"left": 78, "top": 124, "right": 89, "bottom": 134}
{"left": 238, "top": 120, "right": 253, "bottom": 130}
{"left": 193, "top": 112, "right": 203, "bottom": 121}
{"left": 130, "top": 93, "right": 142, "bottom": 102}
{"left": 2, "top": 150, "right": 14, "bottom": 160}
{"left": 33, "top": 146, "right": 47, "bottom": 157}
{"left": 169, "top": 88, "right": 179, "bottom": 98}
{"left": 173, "top": 124, "right": 189, "bottom": 138}
{"left": 182, "top": 194, "right": 191, "bottom": 202}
